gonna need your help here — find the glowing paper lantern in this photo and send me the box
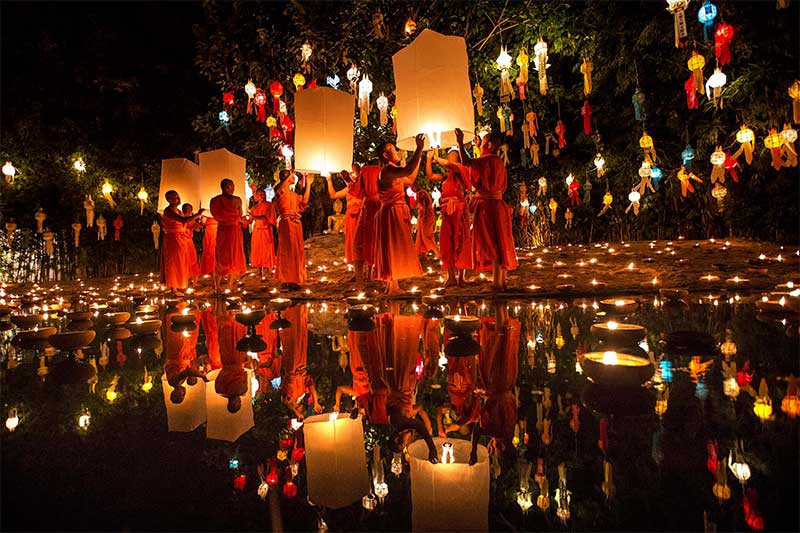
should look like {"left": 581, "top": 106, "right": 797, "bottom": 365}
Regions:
{"left": 358, "top": 75, "right": 373, "bottom": 126}
{"left": 198, "top": 148, "right": 247, "bottom": 213}
{"left": 205, "top": 368, "right": 254, "bottom": 442}
{"left": 2, "top": 161, "right": 16, "bottom": 183}
{"left": 161, "top": 373, "right": 206, "bottom": 432}
{"left": 408, "top": 438, "right": 489, "bottom": 531}
{"left": 303, "top": 413, "right": 370, "bottom": 509}
{"left": 158, "top": 158, "right": 201, "bottom": 211}
{"left": 706, "top": 67, "right": 727, "bottom": 108}
{"left": 764, "top": 129, "right": 785, "bottom": 170}
{"left": 687, "top": 51, "right": 706, "bottom": 95}
{"left": 392, "top": 29, "right": 475, "bottom": 150}
{"left": 667, "top": 0, "right": 690, "bottom": 48}
{"left": 735, "top": 125, "right": 755, "bottom": 164}
{"left": 496, "top": 46, "right": 514, "bottom": 103}
{"left": 294, "top": 87, "right": 354, "bottom": 177}
{"left": 789, "top": 80, "right": 800, "bottom": 124}
{"left": 697, "top": 0, "right": 717, "bottom": 41}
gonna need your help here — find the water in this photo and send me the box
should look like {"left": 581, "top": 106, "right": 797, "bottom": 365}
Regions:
{"left": 1, "top": 293, "right": 798, "bottom": 531}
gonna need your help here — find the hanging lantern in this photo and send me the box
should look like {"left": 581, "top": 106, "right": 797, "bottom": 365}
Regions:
{"left": 346, "top": 64, "right": 359, "bottom": 93}
{"left": 219, "top": 110, "right": 230, "bottom": 126}
{"left": 626, "top": 190, "right": 641, "bottom": 216}
{"left": 697, "top": 0, "right": 717, "bottom": 41}
{"left": 632, "top": 88, "right": 646, "bottom": 121}
{"left": 706, "top": 67, "right": 727, "bottom": 108}
{"left": 516, "top": 490, "right": 533, "bottom": 513}
{"left": 137, "top": 186, "right": 149, "bottom": 215}
{"left": 681, "top": 144, "right": 696, "bottom": 168}
{"left": 253, "top": 90, "right": 268, "bottom": 123}
{"left": 222, "top": 91, "right": 234, "bottom": 109}
{"left": 473, "top": 82, "right": 484, "bottom": 115}
{"left": 678, "top": 165, "right": 702, "bottom": 197}
{"left": 548, "top": 198, "right": 558, "bottom": 223}
{"left": 73, "top": 157, "right": 86, "bottom": 173}
{"left": 764, "top": 128, "right": 785, "bottom": 171}
{"left": 293, "top": 73, "right": 306, "bottom": 91}
{"left": 714, "top": 22, "right": 734, "bottom": 65}
{"left": 376, "top": 93, "right": 389, "bottom": 126}
{"left": 685, "top": 75, "right": 699, "bottom": 109}
{"left": 789, "top": 80, "right": 800, "bottom": 124}
{"left": 245, "top": 80, "right": 257, "bottom": 114}
{"left": 581, "top": 100, "right": 592, "bottom": 135}
{"left": 753, "top": 378, "right": 773, "bottom": 421}
{"left": 326, "top": 73, "right": 340, "bottom": 89}
{"left": 269, "top": 81, "right": 283, "bottom": 114}
{"left": 101, "top": 180, "right": 115, "bottom": 207}
{"left": 734, "top": 125, "right": 755, "bottom": 164}
{"left": 666, "top": 0, "right": 690, "bottom": 48}
{"left": 300, "top": 41, "right": 312, "bottom": 72}
{"left": 728, "top": 450, "right": 750, "bottom": 484}
{"left": 598, "top": 191, "right": 613, "bottom": 216}
{"left": 710, "top": 146, "right": 726, "bottom": 183}
{"left": 782, "top": 123, "right": 798, "bottom": 167}
{"left": 650, "top": 166, "right": 663, "bottom": 188}
{"left": 581, "top": 57, "right": 593, "bottom": 95}
{"left": 713, "top": 460, "right": 731, "bottom": 502}
{"left": 640, "top": 132, "right": 657, "bottom": 164}
{"left": 404, "top": 17, "right": 417, "bottom": 36}
{"left": 555, "top": 120, "right": 567, "bottom": 149}
{"left": 2, "top": 161, "right": 16, "bottom": 183}
{"left": 594, "top": 153, "right": 605, "bottom": 177}
{"left": 496, "top": 47, "right": 514, "bottom": 103}
{"left": 711, "top": 183, "right": 727, "bottom": 208}
{"left": 687, "top": 51, "right": 706, "bottom": 94}
{"left": 639, "top": 160, "right": 652, "bottom": 178}
{"left": 533, "top": 38, "right": 549, "bottom": 95}
{"left": 781, "top": 375, "right": 799, "bottom": 418}
{"left": 516, "top": 48, "right": 529, "bottom": 100}
{"left": 357, "top": 75, "right": 373, "bottom": 127}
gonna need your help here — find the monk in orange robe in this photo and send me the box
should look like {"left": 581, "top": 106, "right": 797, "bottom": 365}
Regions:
{"left": 163, "top": 311, "right": 205, "bottom": 404}
{"left": 248, "top": 188, "right": 277, "bottom": 279}
{"left": 427, "top": 148, "right": 472, "bottom": 287}
{"left": 455, "top": 129, "right": 518, "bottom": 290}
{"left": 352, "top": 164, "right": 381, "bottom": 289}
{"left": 214, "top": 298, "right": 248, "bottom": 413}
{"left": 254, "top": 311, "right": 281, "bottom": 395}
{"left": 414, "top": 186, "right": 438, "bottom": 258}
{"left": 199, "top": 304, "right": 222, "bottom": 370}
{"left": 159, "top": 190, "right": 204, "bottom": 296}
{"left": 334, "top": 323, "right": 388, "bottom": 423}
{"left": 198, "top": 216, "right": 218, "bottom": 279}
{"left": 374, "top": 134, "right": 425, "bottom": 295}
{"left": 280, "top": 304, "right": 322, "bottom": 420}
{"left": 274, "top": 170, "right": 314, "bottom": 288}
{"left": 325, "top": 165, "right": 363, "bottom": 267}
{"left": 210, "top": 179, "right": 247, "bottom": 292}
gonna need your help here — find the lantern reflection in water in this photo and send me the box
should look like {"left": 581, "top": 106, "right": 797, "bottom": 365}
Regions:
{"left": 205, "top": 368, "right": 254, "bottom": 442}
{"left": 161, "top": 373, "right": 206, "bottom": 432}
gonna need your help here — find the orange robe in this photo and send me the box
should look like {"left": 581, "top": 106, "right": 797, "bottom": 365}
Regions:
{"left": 280, "top": 305, "right": 312, "bottom": 405}
{"left": 199, "top": 218, "right": 217, "bottom": 276}
{"left": 274, "top": 191, "right": 307, "bottom": 284}
{"left": 215, "top": 306, "right": 247, "bottom": 398}
{"left": 344, "top": 191, "right": 363, "bottom": 265}
{"left": 353, "top": 165, "right": 381, "bottom": 265}
{"left": 439, "top": 171, "right": 472, "bottom": 270}
{"left": 159, "top": 207, "right": 199, "bottom": 289}
{"left": 249, "top": 201, "right": 277, "bottom": 269}
{"left": 477, "top": 317, "right": 521, "bottom": 442}
{"left": 414, "top": 190, "right": 438, "bottom": 256}
{"left": 374, "top": 174, "right": 423, "bottom": 281}
{"left": 380, "top": 309, "right": 423, "bottom": 417}
{"left": 164, "top": 312, "right": 199, "bottom": 381}
{"left": 349, "top": 324, "right": 388, "bottom": 423}
{"left": 462, "top": 155, "right": 518, "bottom": 271}
{"left": 200, "top": 306, "right": 221, "bottom": 370}
{"left": 255, "top": 312, "right": 281, "bottom": 394}
{"left": 210, "top": 194, "right": 247, "bottom": 276}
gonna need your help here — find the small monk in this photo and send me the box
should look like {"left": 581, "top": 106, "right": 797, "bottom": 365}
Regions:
{"left": 160, "top": 190, "right": 203, "bottom": 296}
{"left": 427, "top": 148, "right": 472, "bottom": 287}
{"left": 325, "top": 164, "right": 363, "bottom": 267}
{"left": 274, "top": 170, "right": 314, "bottom": 289}
{"left": 210, "top": 179, "right": 247, "bottom": 293}
{"left": 455, "top": 128, "right": 518, "bottom": 290}
{"left": 414, "top": 184, "right": 438, "bottom": 259}
{"left": 248, "top": 188, "right": 277, "bottom": 279}
{"left": 374, "top": 134, "right": 425, "bottom": 295}
{"left": 198, "top": 216, "right": 218, "bottom": 286}
{"left": 352, "top": 163, "right": 382, "bottom": 290}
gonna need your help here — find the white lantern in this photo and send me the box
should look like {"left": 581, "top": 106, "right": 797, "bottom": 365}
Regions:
{"left": 728, "top": 450, "right": 750, "bottom": 484}
{"left": 73, "top": 157, "right": 86, "bottom": 172}
{"left": 303, "top": 413, "right": 371, "bottom": 509}
{"left": 161, "top": 373, "right": 206, "bottom": 432}
{"left": 2, "top": 161, "right": 16, "bottom": 180}
{"left": 205, "top": 368, "right": 254, "bottom": 442}
{"left": 198, "top": 148, "right": 248, "bottom": 214}
{"left": 706, "top": 68, "right": 727, "bottom": 108}
{"left": 245, "top": 80, "right": 257, "bottom": 98}
{"left": 158, "top": 158, "right": 201, "bottom": 211}
{"left": 628, "top": 191, "right": 641, "bottom": 203}
{"left": 710, "top": 149, "right": 726, "bottom": 166}
{"left": 639, "top": 161, "right": 652, "bottom": 178}
{"left": 408, "top": 437, "right": 489, "bottom": 531}
{"left": 392, "top": 29, "right": 475, "bottom": 150}
{"left": 294, "top": 87, "right": 354, "bottom": 177}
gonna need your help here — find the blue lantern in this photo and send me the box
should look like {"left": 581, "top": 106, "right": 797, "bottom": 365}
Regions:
{"left": 528, "top": 204, "right": 537, "bottom": 215}
{"left": 326, "top": 73, "right": 340, "bottom": 89}
{"left": 697, "top": 1, "right": 717, "bottom": 42}
{"left": 659, "top": 360, "right": 673, "bottom": 383}
{"left": 681, "top": 145, "right": 695, "bottom": 169}
{"left": 695, "top": 377, "right": 709, "bottom": 401}
{"left": 228, "top": 458, "right": 240, "bottom": 470}
{"left": 649, "top": 166, "right": 663, "bottom": 190}
{"left": 264, "top": 184, "right": 275, "bottom": 202}
{"left": 219, "top": 110, "right": 230, "bottom": 126}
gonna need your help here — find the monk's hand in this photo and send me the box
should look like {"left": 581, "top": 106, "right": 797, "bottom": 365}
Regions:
{"left": 468, "top": 451, "right": 478, "bottom": 466}
{"left": 428, "top": 449, "right": 439, "bottom": 464}
{"left": 415, "top": 133, "right": 426, "bottom": 150}
{"left": 454, "top": 128, "right": 464, "bottom": 144}
{"left": 197, "top": 208, "right": 206, "bottom": 215}
{"left": 426, "top": 150, "right": 434, "bottom": 161}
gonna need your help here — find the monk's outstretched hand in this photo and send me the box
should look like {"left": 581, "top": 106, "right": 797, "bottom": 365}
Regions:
{"left": 415, "top": 133, "right": 426, "bottom": 150}
{"left": 454, "top": 128, "right": 464, "bottom": 144}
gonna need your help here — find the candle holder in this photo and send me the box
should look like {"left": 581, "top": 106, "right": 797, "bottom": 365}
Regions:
{"left": 580, "top": 350, "right": 654, "bottom": 387}
{"left": 269, "top": 298, "right": 293, "bottom": 331}
{"left": 422, "top": 295, "right": 444, "bottom": 319}
{"left": 108, "top": 327, "right": 132, "bottom": 341}
{"left": 104, "top": 312, "right": 131, "bottom": 327}
{"left": 49, "top": 330, "right": 97, "bottom": 385}
{"left": 15, "top": 326, "right": 56, "bottom": 342}
{"left": 234, "top": 308, "right": 267, "bottom": 327}
{"left": 443, "top": 315, "right": 481, "bottom": 357}
{"left": 590, "top": 321, "right": 646, "bottom": 347}
{"left": 10, "top": 314, "right": 42, "bottom": 330}
{"left": 659, "top": 288, "right": 688, "bottom": 302}
{"left": 67, "top": 318, "right": 94, "bottom": 332}
{"left": 598, "top": 299, "right": 638, "bottom": 314}
{"left": 126, "top": 318, "right": 162, "bottom": 336}
{"left": 226, "top": 296, "right": 242, "bottom": 311}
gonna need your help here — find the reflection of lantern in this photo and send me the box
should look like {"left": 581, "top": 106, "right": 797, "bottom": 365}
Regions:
{"left": 162, "top": 373, "right": 206, "bottom": 431}
{"left": 753, "top": 378, "right": 773, "bottom": 421}
{"left": 205, "top": 368, "right": 254, "bottom": 442}
{"left": 294, "top": 87, "right": 354, "bottom": 177}
{"left": 789, "top": 80, "right": 800, "bottom": 124}
{"left": 392, "top": 29, "right": 475, "bottom": 150}
{"left": 408, "top": 437, "right": 489, "bottom": 531}
{"left": 728, "top": 450, "right": 750, "bottom": 484}
{"left": 303, "top": 413, "right": 370, "bottom": 509}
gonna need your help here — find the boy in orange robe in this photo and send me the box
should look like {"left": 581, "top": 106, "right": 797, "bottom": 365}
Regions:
{"left": 198, "top": 216, "right": 218, "bottom": 282}
{"left": 248, "top": 188, "right": 277, "bottom": 279}
{"left": 159, "top": 190, "right": 204, "bottom": 296}
{"left": 325, "top": 165, "right": 363, "bottom": 267}
{"left": 373, "top": 134, "right": 425, "bottom": 295}
{"left": 209, "top": 179, "right": 247, "bottom": 293}
{"left": 352, "top": 164, "right": 381, "bottom": 289}
{"left": 455, "top": 128, "right": 518, "bottom": 290}
{"left": 274, "top": 170, "right": 314, "bottom": 288}
{"left": 414, "top": 186, "right": 438, "bottom": 258}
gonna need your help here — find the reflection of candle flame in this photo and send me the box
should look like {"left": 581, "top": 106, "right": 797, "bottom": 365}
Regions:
{"left": 453, "top": 315, "right": 461, "bottom": 322}
{"left": 441, "top": 442, "right": 454, "bottom": 464}
{"left": 614, "top": 300, "right": 625, "bottom": 306}
{"left": 602, "top": 351, "right": 618, "bottom": 365}
{"left": 329, "top": 412, "right": 338, "bottom": 423}
{"left": 606, "top": 321, "right": 618, "bottom": 330}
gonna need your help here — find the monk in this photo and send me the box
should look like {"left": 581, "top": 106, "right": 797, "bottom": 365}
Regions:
{"left": 210, "top": 179, "right": 247, "bottom": 293}
{"left": 455, "top": 128, "right": 518, "bottom": 290}
{"left": 374, "top": 134, "right": 425, "bottom": 295}
{"left": 159, "top": 190, "right": 203, "bottom": 296}
{"left": 334, "top": 321, "right": 388, "bottom": 423}
{"left": 214, "top": 299, "right": 248, "bottom": 413}
{"left": 352, "top": 163, "right": 381, "bottom": 290}
{"left": 427, "top": 148, "right": 472, "bottom": 287}
{"left": 414, "top": 185, "right": 438, "bottom": 259}
{"left": 198, "top": 216, "right": 218, "bottom": 285}
{"left": 248, "top": 188, "right": 277, "bottom": 279}
{"left": 325, "top": 164, "right": 363, "bottom": 267}
{"left": 274, "top": 170, "right": 314, "bottom": 288}
{"left": 280, "top": 304, "right": 323, "bottom": 420}
{"left": 163, "top": 311, "right": 206, "bottom": 404}
{"left": 254, "top": 311, "right": 281, "bottom": 395}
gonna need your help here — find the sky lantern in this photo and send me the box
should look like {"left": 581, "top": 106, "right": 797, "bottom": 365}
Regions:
{"left": 294, "top": 87, "right": 354, "bottom": 177}
{"left": 158, "top": 157, "right": 200, "bottom": 211}
{"left": 392, "top": 29, "right": 475, "bottom": 150}
{"left": 161, "top": 372, "right": 206, "bottom": 432}
{"left": 303, "top": 413, "right": 370, "bottom": 509}
{"left": 198, "top": 148, "right": 247, "bottom": 212}
{"left": 204, "top": 368, "right": 254, "bottom": 442}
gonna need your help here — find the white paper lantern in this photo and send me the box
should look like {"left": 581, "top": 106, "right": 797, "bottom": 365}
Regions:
{"left": 392, "top": 29, "right": 475, "bottom": 150}
{"left": 408, "top": 437, "right": 489, "bottom": 531}
{"left": 294, "top": 87, "right": 355, "bottom": 177}
{"left": 303, "top": 413, "right": 371, "bottom": 509}
{"left": 161, "top": 373, "right": 206, "bottom": 432}
{"left": 158, "top": 158, "right": 201, "bottom": 211}
{"left": 198, "top": 149, "right": 248, "bottom": 214}
{"left": 204, "top": 368, "right": 254, "bottom": 442}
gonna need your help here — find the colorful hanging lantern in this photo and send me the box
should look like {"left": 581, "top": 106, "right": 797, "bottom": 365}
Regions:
{"left": 346, "top": 64, "right": 359, "bottom": 93}
{"left": 473, "top": 82, "right": 484, "bottom": 115}
{"left": 137, "top": 186, "right": 149, "bottom": 215}
{"left": 376, "top": 93, "right": 389, "bottom": 126}
{"left": 764, "top": 128, "right": 785, "bottom": 170}
{"left": 684, "top": 75, "right": 698, "bottom": 109}
{"left": 711, "top": 183, "right": 727, "bottom": 208}
{"left": 594, "top": 153, "right": 605, "bottom": 177}
{"left": 710, "top": 146, "right": 726, "bottom": 183}
{"left": 781, "top": 375, "right": 799, "bottom": 418}
{"left": 626, "top": 191, "right": 641, "bottom": 215}
{"left": 101, "top": 180, "right": 115, "bottom": 207}
{"left": 533, "top": 38, "right": 549, "bottom": 95}
{"left": 2, "top": 161, "right": 16, "bottom": 183}
{"left": 753, "top": 378, "right": 773, "bottom": 421}
{"left": 516, "top": 48, "right": 529, "bottom": 100}
{"left": 713, "top": 460, "right": 731, "bottom": 502}
{"left": 677, "top": 165, "right": 702, "bottom": 196}
{"left": 300, "top": 41, "right": 312, "bottom": 72}
{"left": 548, "top": 198, "right": 558, "bottom": 223}
{"left": 697, "top": 0, "right": 717, "bottom": 41}
{"left": 687, "top": 51, "right": 706, "bottom": 94}
{"left": 666, "top": 0, "right": 690, "bottom": 48}
{"left": 293, "top": 73, "right": 306, "bottom": 91}
{"left": 73, "top": 157, "right": 86, "bottom": 173}
{"left": 706, "top": 67, "right": 727, "bottom": 108}
{"left": 326, "top": 73, "right": 340, "bottom": 89}
{"left": 789, "top": 80, "right": 800, "bottom": 124}
{"left": 640, "top": 132, "right": 657, "bottom": 164}
{"left": 681, "top": 144, "right": 696, "bottom": 168}
{"left": 219, "top": 110, "right": 230, "bottom": 126}
{"left": 496, "top": 47, "right": 514, "bottom": 103}
{"left": 358, "top": 75, "right": 373, "bottom": 127}
{"left": 598, "top": 191, "right": 613, "bottom": 216}
{"left": 781, "top": 123, "right": 798, "bottom": 167}
{"left": 650, "top": 166, "right": 663, "bottom": 189}
{"left": 714, "top": 22, "right": 734, "bottom": 65}
{"left": 581, "top": 100, "right": 592, "bottom": 135}
{"left": 734, "top": 125, "right": 755, "bottom": 164}
{"left": 632, "top": 88, "right": 646, "bottom": 121}
{"left": 245, "top": 80, "right": 257, "bottom": 114}
{"left": 581, "top": 58, "right": 593, "bottom": 95}
{"left": 269, "top": 81, "right": 283, "bottom": 115}
{"left": 555, "top": 120, "right": 567, "bottom": 149}
{"left": 567, "top": 174, "right": 580, "bottom": 205}
{"left": 253, "top": 90, "right": 268, "bottom": 123}
{"left": 404, "top": 17, "right": 417, "bottom": 36}
{"left": 223, "top": 91, "right": 234, "bottom": 108}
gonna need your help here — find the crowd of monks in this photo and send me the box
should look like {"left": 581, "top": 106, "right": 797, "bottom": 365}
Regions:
{"left": 164, "top": 299, "right": 520, "bottom": 465}
{"left": 159, "top": 128, "right": 518, "bottom": 297}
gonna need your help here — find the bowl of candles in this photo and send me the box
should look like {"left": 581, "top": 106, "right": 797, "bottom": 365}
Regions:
{"left": 170, "top": 309, "right": 197, "bottom": 326}
{"left": 10, "top": 314, "right": 42, "bottom": 330}
{"left": 269, "top": 298, "right": 292, "bottom": 313}
{"left": 126, "top": 317, "right": 162, "bottom": 335}
{"left": 580, "top": 350, "right": 654, "bottom": 387}
{"left": 234, "top": 308, "right": 267, "bottom": 327}
{"left": 598, "top": 298, "right": 638, "bottom": 314}
{"left": 48, "top": 330, "right": 97, "bottom": 352}
{"left": 104, "top": 312, "right": 131, "bottom": 326}
{"left": 590, "top": 321, "right": 646, "bottom": 347}
{"left": 443, "top": 315, "right": 481, "bottom": 336}
{"left": 16, "top": 326, "right": 56, "bottom": 342}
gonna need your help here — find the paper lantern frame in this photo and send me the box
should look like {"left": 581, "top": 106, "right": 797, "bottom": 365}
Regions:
{"left": 294, "top": 87, "right": 355, "bottom": 176}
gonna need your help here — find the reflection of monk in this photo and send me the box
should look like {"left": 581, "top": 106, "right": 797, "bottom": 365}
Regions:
{"left": 214, "top": 302, "right": 248, "bottom": 413}
{"left": 163, "top": 312, "right": 205, "bottom": 404}
{"left": 438, "top": 343, "right": 480, "bottom": 437}
{"left": 334, "top": 325, "right": 387, "bottom": 423}
{"left": 255, "top": 311, "right": 281, "bottom": 394}
{"left": 280, "top": 305, "right": 322, "bottom": 419}
{"left": 199, "top": 304, "right": 222, "bottom": 370}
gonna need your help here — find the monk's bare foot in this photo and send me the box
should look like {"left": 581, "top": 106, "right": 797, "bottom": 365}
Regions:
{"left": 444, "top": 278, "right": 457, "bottom": 288}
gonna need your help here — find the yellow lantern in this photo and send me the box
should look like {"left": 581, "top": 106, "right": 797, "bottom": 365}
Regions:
{"left": 293, "top": 73, "right": 306, "bottom": 91}
{"left": 764, "top": 128, "right": 785, "bottom": 170}
{"left": 687, "top": 51, "right": 706, "bottom": 94}
{"left": 781, "top": 375, "right": 799, "bottom": 418}
{"left": 136, "top": 186, "right": 149, "bottom": 215}
{"left": 598, "top": 191, "right": 613, "bottom": 216}
{"left": 404, "top": 17, "right": 416, "bottom": 36}
{"left": 788, "top": 80, "right": 800, "bottom": 124}
{"left": 734, "top": 125, "right": 755, "bottom": 164}
{"left": 516, "top": 48, "right": 529, "bottom": 84}
{"left": 639, "top": 131, "right": 657, "bottom": 164}
{"left": 101, "top": 180, "right": 115, "bottom": 207}
{"left": 581, "top": 57, "right": 593, "bottom": 95}
{"left": 601, "top": 460, "right": 615, "bottom": 499}
{"left": 720, "top": 329, "right": 737, "bottom": 359}
{"left": 753, "top": 378, "right": 773, "bottom": 421}
{"left": 536, "top": 477, "right": 550, "bottom": 510}
{"left": 73, "top": 157, "right": 86, "bottom": 172}
{"left": 712, "top": 460, "right": 731, "bottom": 502}
{"left": 516, "top": 489, "right": 533, "bottom": 513}
{"left": 655, "top": 386, "right": 669, "bottom": 417}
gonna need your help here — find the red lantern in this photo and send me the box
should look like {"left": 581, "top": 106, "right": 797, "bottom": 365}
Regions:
{"left": 568, "top": 177, "right": 581, "bottom": 205}
{"left": 555, "top": 120, "right": 567, "bottom": 149}
{"left": 744, "top": 488, "right": 764, "bottom": 530}
{"left": 113, "top": 215, "right": 124, "bottom": 241}
{"left": 253, "top": 90, "right": 268, "bottom": 123}
{"left": 581, "top": 101, "right": 592, "bottom": 135}
{"left": 724, "top": 152, "right": 740, "bottom": 182}
{"left": 115, "top": 340, "right": 126, "bottom": 365}
{"left": 714, "top": 22, "right": 734, "bottom": 66}
{"left": 280, "top": 434, "right": 294, "bottom": 450}
{"left": 281, "top": 115, "right": 295, "bottom": 146}
{"left": 291, "top": 447, "right": 305, "bottom": 462}
{"left": 266, "top": 460, "right": 279, "bottom": 486}
{"left": 706, "top": 441, "right": 718, "bottom": 475}
{"left": 269, "top": 81, "right": 283, "bottom": 114}
{"left": 223, "top": 91, "right": 234, "bottom": 107}
{"left": 684, "top": 75, "right": 698, "bottom": 109}
{"left": 233, "top": 474, "right": 247, "bottom": 492}
{"left": 282, "top": 480, "right": 298, "bottom": 498}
